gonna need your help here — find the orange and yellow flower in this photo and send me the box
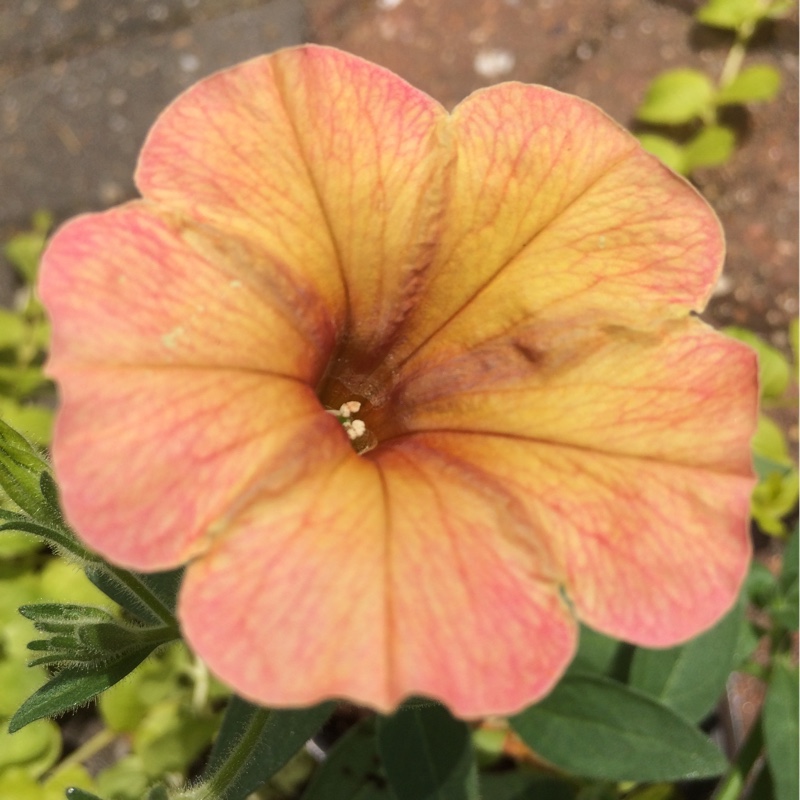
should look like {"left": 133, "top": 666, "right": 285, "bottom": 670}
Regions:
{"left": 40, "top": 45, "right": 757, "bottom": 717}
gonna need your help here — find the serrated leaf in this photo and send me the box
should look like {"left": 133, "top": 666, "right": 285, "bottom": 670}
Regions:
{"left": 302, "top": 719, "right": 389, "bottom": 800}
{"left": 20, "top": 602, "right": 116, "bottom": 629}
{"left": 9, "top": 644, "right": 159, "bottom": 732}
{"left": 717, "top": 65, "right": 782, "bottom": 105}
{"left": 510, "top": 673, "right": 727, "bottom": 781}
{"left": 637, "top": 69, "right": 715, "bottom": 124}
{"left": 636, "top": 134, "right": 688, "bottom": 175}
{"left": 199, "top": 697, "right": 334, "bottom": 800}
{"left": 763, "top": 661, "right": 799, "bottom": 800}
{"left": 628, "top": 598, "right": 742, "bottom": 722}
{"left": 377, "top": 701, "right": 479, "bottom": 800}
{"left": 683, "top": 125, "right": 736, "bottom": 172}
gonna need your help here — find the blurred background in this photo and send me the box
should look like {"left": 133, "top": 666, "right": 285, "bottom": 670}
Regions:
{"left": 0, "top": 0, "right": 797, "bottom": 345}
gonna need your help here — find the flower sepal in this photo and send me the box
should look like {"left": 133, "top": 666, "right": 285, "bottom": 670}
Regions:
{"left": 19, "top": 602, "right": 178, "bottom": 669}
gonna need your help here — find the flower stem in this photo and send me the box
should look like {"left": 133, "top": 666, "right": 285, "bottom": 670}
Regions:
{"left": 46, "top": 726, "right": 117, "bottom": 782}
{"left": 175, "top": 707, "right": 273, "bottom": 800}
{"left": 105, "top": 564, "right": 178, "bottom": 630}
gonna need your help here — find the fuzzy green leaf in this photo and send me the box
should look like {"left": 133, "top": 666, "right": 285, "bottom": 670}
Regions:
{"left": 9, "top": 644, "right": 159, "bottom": 732}
{"left": 200, "top": 697, "right": 334, "bottom": 800}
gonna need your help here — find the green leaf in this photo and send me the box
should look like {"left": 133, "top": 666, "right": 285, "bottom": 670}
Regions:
{"left": 9, "top": 644, "right": 159, "bottom": 732}
{"left": 65, "top": 789, "right": 106, "bottom": 800}
{"left": 84, "top": 566, "right": 182, "bottom": 625}
{"left": 683, "top": 125, "right": 736, "bottom": 172}
{"left": 717, "top": 65, "right": 782, "bottom": 105}
{"left": 779, "top": 527, "right": 798, "bottom": 591}
{"left": 636, "top": 134, "right": 688, "bottom": 175}
{"left": 95, "top": 754, "right": 149, "bottom": 799}
{"left": 133, "top": 699, "right": 219, "bottom": 778}
{"left": 0, "top": 308, "right": 26, "bottom": 349}
{"left": 628, "top": 599, "right": 742, "bottom": 722}
{"left": 725, "top": 327, "right": 792, "bottom": 401}
{"left": 377, "top": 701, "right": 479, "bottom": 800}
{"left": 751, "top": 467, "right": 799, "bottom": 537}
{"left": 3, "top": 228, "right": 49, "bottom": 284}
{"left": 510, "top": 673, "right": 727, "bottom": 781}
{"left": 302, "top": 719, "right": 389, "bottom": 800}
{"left": 479, "top": 771, "right": 577, "bottom": 800}
{"left": 200, "top": 697, "right": 334, "bottom": 800}
{"left": 0, "top": 717, "right": 61, "bottom": 776}
{"left": 636, "top": 69, "right": 715, "bottom": 125}
{"left": 763, "top": 661, "right": 799, "bottom": 800}
{"left": 0, "top": 416, "right": 55, "bottom": 523}
{"left": 0, "top": 399, "right": 53, "bottom": 447}
{"left": 42, "top": 764, "right": 97, "bottom": 800}
{"left": 772, "top": 527, "right": 799, "bottom": 630}
{"left": 569, "top": 625, "right": 624, "bottom": 677}
{"left": 696, "top": 0, "right": 770, "bottom": 30}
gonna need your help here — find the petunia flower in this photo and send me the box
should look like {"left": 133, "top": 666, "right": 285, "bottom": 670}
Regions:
{"left": 39, "top": 45, "right": 757, "bottom": 718}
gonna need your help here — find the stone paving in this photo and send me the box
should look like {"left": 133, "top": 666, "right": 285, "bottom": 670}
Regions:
{"left": 1, "top": 0, "right": 305, "bottom": 229}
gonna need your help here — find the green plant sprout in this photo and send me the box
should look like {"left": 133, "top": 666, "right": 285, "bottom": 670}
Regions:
{"left": 726, "top": 324, "right": 799, "bottom": 537}
{"left": 0, "top": 210, "right": 55, "bottom": 446}
{"left": 635, "top": 0, "right": 794, "bottom": 175}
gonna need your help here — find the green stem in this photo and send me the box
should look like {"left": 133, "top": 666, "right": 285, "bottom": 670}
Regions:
{"left": 714, "top": 712, "right": 765, "bottom": 800}
{"left": 178, "top": 708, "right": 273, "bottom": 800}
{"left": 45, "top": 726, "right": 117, "bottom": 782}
{"left": 105, "top": 565, "right": 178, "bottom": 629}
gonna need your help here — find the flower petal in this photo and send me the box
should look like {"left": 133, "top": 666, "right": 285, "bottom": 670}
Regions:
{"left": 136, "top": 46, "right": 449, "bottom": 369}
{"left": 41, "top": 205, "right": 334, "bottom": 381}
{"left": 412, "top": 432, "right": 752, "bottom": 647}
{"left": 179, "top": 453, "right": 390, "bottom": 709}
{"left": 51, "top": 368, "right": 346, "bottom": 569}
{"left": 389, "top": 319, "right": 757, "bottom": 474}
{"left": 180, "top": 436, "right": 576, "bottom": 717}
{"left": 377, "top": 439, "right": 576, "bottom": 716}
{"left": 385, "top": 83, "right": 723, "bottom": 376}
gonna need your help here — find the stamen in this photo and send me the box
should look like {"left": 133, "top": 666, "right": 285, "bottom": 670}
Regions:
{"left": 326, "top": 400, "right": 369, "bottom": 448}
